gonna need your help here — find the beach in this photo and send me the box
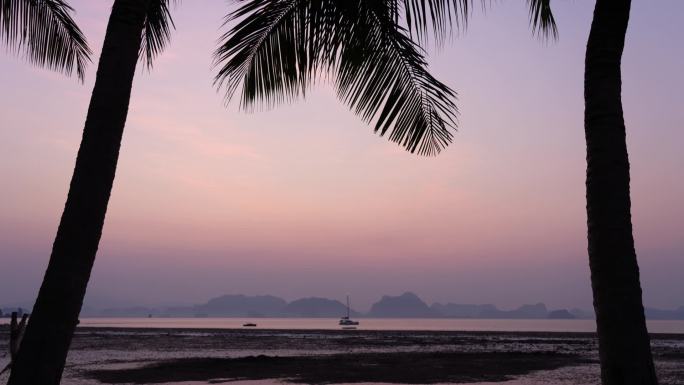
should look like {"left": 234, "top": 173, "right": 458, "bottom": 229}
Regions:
{"left": 1, "top": 324, "right": 683, "bottom": 385}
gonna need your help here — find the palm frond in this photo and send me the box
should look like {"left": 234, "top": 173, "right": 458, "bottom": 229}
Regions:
{"left": 400, "top": 0, "right": 558, "bottom": 43}
{"left": 215, "top": 0, "right": 458, "bottom": 156}
{"left": 527, "top": 0, "right": 557, "bottom": 39}
{"left": 0, "top": 0, "right": 91, "bottom": 80}
{"left": 400, "top": 0, "right": 472, "bottom": 44}
{"left": 213, "top": 0, "right": 321, "bottom": 108}
{"left": 336, "top": 2, "right": 457, "bottom": 155}
{"left": 140, "top": 0, "right": 176, "bottom": 69}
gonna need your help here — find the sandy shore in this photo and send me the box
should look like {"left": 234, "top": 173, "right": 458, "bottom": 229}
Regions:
{"left": 86, "top": 352, "right": 588, "bottom": 384}
{"left": 1, "top": 327, "right": 683, "bottom": 384}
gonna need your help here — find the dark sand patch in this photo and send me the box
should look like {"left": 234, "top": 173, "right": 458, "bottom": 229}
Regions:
{"left": 86, "top": 351, "right": 589, "bottom": 384}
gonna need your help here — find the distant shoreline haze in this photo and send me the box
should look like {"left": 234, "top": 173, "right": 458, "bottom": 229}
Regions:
{"left": 4, "top": 292, "right": 683, "bottom": 320}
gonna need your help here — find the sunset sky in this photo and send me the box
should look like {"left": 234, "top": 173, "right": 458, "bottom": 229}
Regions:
{"left": 0, "top": 1, "right": 682, "bottom": 311}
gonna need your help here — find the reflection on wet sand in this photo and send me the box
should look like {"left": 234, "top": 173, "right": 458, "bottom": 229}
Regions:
{"left": 1, "top": 327, "right": 683, "bottom": 385}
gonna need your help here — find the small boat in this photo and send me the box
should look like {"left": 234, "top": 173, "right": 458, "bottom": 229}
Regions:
{"left": 243, "top": 323, "right": 257, "bottom": 327}
{"left": 339, "top": 295, "right": 359, "bottom": 326}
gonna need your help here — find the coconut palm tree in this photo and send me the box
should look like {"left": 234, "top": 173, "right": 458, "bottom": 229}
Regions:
{"left": 7, "top": 1, "right": 176, "bottom": 384}
{"left": 584, "top": 0, "right": 657, "bottom": 383}
{"left": 0, "top": 0, "right": 91, "bottom": 80}
{"left": 218, "top": 0, "right": 658, "bottom": 383}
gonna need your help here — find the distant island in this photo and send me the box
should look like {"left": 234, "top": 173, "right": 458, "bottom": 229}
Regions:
{"left": 4, "top": 292, "right": 683, "bottom": 320}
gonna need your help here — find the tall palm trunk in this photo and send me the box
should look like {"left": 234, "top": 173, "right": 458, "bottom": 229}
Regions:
{"left": 584, "top": 1, "right": 657, "bottom": 384}
{"left": 8, "top": 0, "right": 150, "bottom": 384}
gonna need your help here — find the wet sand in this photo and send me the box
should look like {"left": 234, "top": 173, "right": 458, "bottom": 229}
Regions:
{"left": 86, "top": 352, "right": 588, "bottom": 384}
{"left": 1, "top": 327, "right": 683, "bottom": 384}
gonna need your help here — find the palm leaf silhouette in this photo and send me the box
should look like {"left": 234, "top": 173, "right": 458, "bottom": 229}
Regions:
{"left": 400, "top": 0, "right": 557, "bottom": 42}
{"left": 0, "top": 0, "right": 91, "bottom": 80}
{"left": 140, "top": 0, "right": 177, "bottom": 69}
{"left": 215, "top": 0, "right": 557, "bottom": 156}
{"left": 214, "top": 0, "right": 457, "bottom": 156}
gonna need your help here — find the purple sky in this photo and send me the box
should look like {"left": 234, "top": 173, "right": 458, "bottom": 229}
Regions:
{"left": 0, "top": 1, "right": 682, "bottom": 311}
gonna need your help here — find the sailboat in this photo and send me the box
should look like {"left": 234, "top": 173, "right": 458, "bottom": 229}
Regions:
{"left": 339, "top": 295, "right": 359, "bottom": 326}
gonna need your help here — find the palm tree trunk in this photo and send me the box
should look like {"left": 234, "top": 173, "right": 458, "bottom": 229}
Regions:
{"left": 7, "top": 1, "right": 149, "bottom": 384}
{"left": 584, "top": 1, "right": 658, "bottom": 384}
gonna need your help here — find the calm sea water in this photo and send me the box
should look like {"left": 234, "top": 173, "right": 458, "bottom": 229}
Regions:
{"left": 53, "top": 317, "right": 684, "bottom": 333}
{"left": 3, "top": 317, "right": 683, "bottom": 333}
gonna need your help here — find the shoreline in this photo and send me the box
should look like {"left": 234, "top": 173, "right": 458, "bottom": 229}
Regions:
{"left": 2, "top": 322, "right": 684, "bottom": 338}
{"left": 4, "top": 317, "right": 684, "bottom": 335}
{"left": 69, "top": 325, "right": 684, "bottom": 338}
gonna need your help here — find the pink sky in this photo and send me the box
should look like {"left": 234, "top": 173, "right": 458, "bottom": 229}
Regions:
{"left": 0, "top": 1, "right": 682, "bottom": 311}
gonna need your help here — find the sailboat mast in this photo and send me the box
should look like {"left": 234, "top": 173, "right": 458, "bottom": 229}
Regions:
{"left": 346, "top": 295, "right": 350, "bottom": 318}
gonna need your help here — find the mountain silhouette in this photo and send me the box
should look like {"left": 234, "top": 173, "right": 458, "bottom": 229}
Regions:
{"left": 644, "top": 306, "right": 684, "bottom": 320}
{"left": 282, "top": 297, "right": 358, "bottom": 317}
{"left": 27, "top": 294, "right": 679, "bottom": 320}
{"left": 369, "top": 292, "right": 437, "bottom": 318}
{"left": 547, "top": 309, "right": 576, "bottom": 319}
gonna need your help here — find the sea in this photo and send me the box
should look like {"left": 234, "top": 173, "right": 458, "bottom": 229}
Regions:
{"left": 41, "top": 317, "right": 684, "bottom": 334}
